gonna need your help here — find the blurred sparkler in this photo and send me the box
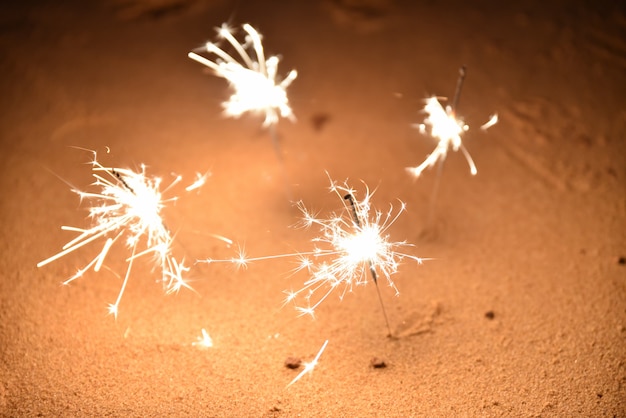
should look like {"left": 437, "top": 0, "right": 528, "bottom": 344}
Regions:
{"left": 406, "top": 66, "right": 498, "bottom": 178}
{"left": 406, "top": 67, "right": 497, "bottom": 227}
{"left": 188, "top": 23, "right": 297, "bottom": 160}
{"left": 37, "top": 149, "right": 208, "bottom": 317}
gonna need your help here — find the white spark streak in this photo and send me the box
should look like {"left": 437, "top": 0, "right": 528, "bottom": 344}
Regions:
{"left": 287, "top": 340, "right": 329, "bottom": 388}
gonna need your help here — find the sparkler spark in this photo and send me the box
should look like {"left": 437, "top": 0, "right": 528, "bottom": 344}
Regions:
{"left": 188, "top": 23, "right": 297, "bottom": 127}
{"left": 37, "top": 150, "right": 206, "bottom": 317}
{"left": 287, "top": 340, "right": 329, "bottom": 388}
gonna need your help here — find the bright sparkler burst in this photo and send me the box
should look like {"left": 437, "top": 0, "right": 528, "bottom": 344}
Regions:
{"left": 406, "top": 69, "right": 498, "bottom": 178}
{"left": 201, "top": 177, "right": 424, "bottom": 328}
{"left": 188, "top": 23, "right": 297, "bottom": 127}
{"left": 37, "top": 150, "right": 208, "bottom": 317}
{"left": 285, "top": 179, "right": 424, "bottom": 321}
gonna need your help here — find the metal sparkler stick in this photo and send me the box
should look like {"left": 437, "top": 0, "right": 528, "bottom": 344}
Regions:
{"left": 344, "top": 194, "right": 393, "bottom": 337}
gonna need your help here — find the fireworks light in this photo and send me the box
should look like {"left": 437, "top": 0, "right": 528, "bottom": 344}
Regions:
{"left": 188, "top": 23, "right": 297, "bottom": 128}
{"left": 37, "top": 149, "right": 208, "bottom": 317}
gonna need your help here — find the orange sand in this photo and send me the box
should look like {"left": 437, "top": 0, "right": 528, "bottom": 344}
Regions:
{"left": 1, "top": 1, "right": 624, "bottom": 416}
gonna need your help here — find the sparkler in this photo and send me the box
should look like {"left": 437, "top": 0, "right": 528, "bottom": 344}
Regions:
{"left": 201, "top": 176, "right": 424, "bottom": 336}
{"left": 406, "top": 66, "right": 498, "bottom": 178}
{"left": 188, "top": 23, "right": 297, "bottom": 160}
{"left": 37, "top": 149, "right": 208, "bottom": 317}
{"left": 287, "top": 179, "right": 423, "bottom": 337}
{"left": 407, "top": 67, "right": 467, "bottom": 178}
{"left": 406, "top": 67, "right": 497, "bottom": 226}
{"left": 287, "top": 340, "right": 329, "bottom": 388}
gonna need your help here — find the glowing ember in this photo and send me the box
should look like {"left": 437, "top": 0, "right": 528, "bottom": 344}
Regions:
{"left": 202, "top": 176, "right": 424, "bottom": 324}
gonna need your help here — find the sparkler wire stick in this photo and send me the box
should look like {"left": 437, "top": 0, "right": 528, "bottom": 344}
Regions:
{"left": 426, "top": 154, "right": 446, "bottom": 228}
{"left": 344, "top": 194, "right": 392, "bottom": 337}
{"left": 268, "top": 121, "right": 293, "bottom": 200}
{"left": 268, "top": 123, "right": 282, "bottom": 162}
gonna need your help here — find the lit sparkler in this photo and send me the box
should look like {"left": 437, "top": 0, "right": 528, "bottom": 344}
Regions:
{"left": 286, "top": 179, "right": 424, "bottom": 336}
{"left": 287, "top": 340, "right": 329, "bottom": 388}
{"left": 406, "top": 66, "right": 498, "bottom": 178}
{"left": 188, "top": 23, "right": 297, "bottom": 158}
{"left": 37, "top": 149, "right": 208, "bottom": 317}
{"left": 406, "top": 67, "right": 497, "bottom": 227}
{"left": 201, "top": 176, "right": 424, "bottom": 335}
